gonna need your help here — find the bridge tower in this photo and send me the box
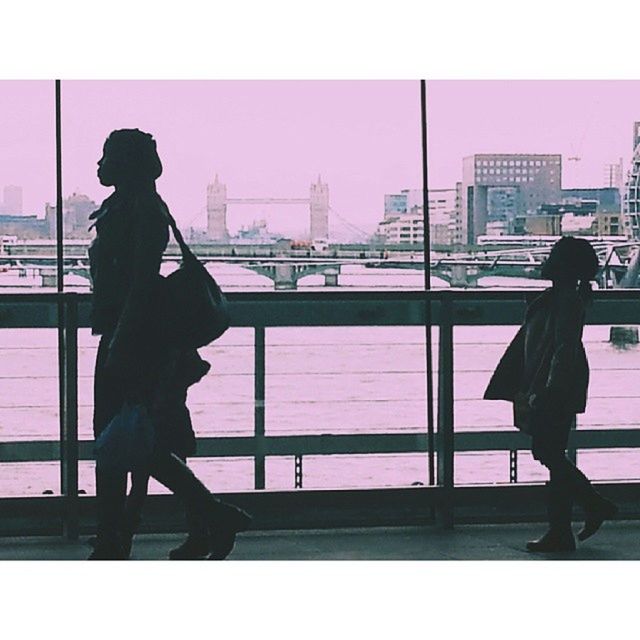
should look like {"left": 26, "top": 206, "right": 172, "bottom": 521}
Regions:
{"left": 310, "top": 175, "right": 329, "bottom": 240}
{"left": 207, "top": 174, "right": 229, "bottom": 242}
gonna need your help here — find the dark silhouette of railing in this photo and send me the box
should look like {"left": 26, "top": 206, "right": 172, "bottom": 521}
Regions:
{"left": 1, "top": 289, "right": 640, "bottom": 538}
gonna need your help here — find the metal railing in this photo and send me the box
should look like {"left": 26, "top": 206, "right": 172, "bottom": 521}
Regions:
{"left": 1, "top": 289, "right": 640, "bottom": 536}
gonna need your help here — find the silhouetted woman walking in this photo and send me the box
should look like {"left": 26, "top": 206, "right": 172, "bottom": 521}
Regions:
{"left": 485, "top": 237, "right": 617, "bottom": 552}
{"left": 89, "top": 129, "right": 250, "bottom": 559}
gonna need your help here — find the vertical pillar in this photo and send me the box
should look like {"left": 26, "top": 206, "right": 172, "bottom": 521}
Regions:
{"left": 254, "top": 326, "right": 266, "bottom": 490}
{"left": 323, "top": 266, "right": 340, "bottom": 287}
{"left": 61, "top": 293, "right": 79, "bottom": 539}
{"left": 437, "top": 293, "right": 455, "bottom": 528}
{"left": 273, "top": 264, "right": 298, "bottom": 290}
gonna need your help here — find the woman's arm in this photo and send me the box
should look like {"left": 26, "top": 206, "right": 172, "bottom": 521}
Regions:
{"left": 108, "top": 195, "right": 169, "bottom": 360}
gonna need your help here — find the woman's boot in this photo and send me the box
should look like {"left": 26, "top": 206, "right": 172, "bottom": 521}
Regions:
{"left": 151, "top": 452, "right": 252, "bottom": 560}
{"left": 169, "top": 508, "right": 210, "bottom": 560}
{"left": 527, "top": 482, "right": 576, "bottom": 552}
{"left": 90, "top": 465, "right": 129, "bottom": 560}
{"left": 577, "top": 491, "right": 618, "bottom": 541}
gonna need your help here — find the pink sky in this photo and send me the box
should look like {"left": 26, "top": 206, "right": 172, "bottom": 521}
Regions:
{"left": 427, "top": 80, "right": 640, "bottom": 192}
{"left": 1, "top": 80, "right": 639, "bottom": 237}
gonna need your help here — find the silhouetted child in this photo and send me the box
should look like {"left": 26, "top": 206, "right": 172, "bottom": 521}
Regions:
{"left": 485, "top": 237, "right": 617, "bottom": 552}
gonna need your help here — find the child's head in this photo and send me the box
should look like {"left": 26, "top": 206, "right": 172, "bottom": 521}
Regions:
{"left": 541, "top": 236, "right": 599, "bottom": 285}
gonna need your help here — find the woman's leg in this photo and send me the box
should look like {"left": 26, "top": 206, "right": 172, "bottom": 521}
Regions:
{"left": 120, "top": 471, "right": 151, "bottom": 556}
{"left": 167, "top": 454, "right": 210, "bottom": 560}
{"left": 149, "top": 451, "right": 251, "bottom": 559}
{"left": 91, "top": 335, "right": 129, "bottom": 559}
{"left": 94, "top": 464, "right": 128, "bottom": 550}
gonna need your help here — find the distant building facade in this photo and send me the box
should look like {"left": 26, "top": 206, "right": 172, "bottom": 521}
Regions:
{"left": 377, "top": 211, "right": 423, "bottom": 245}
{"left": 1, "top": 185, "right": 23, "bottom": 215}
{"left": 561, "top": 212, "right": 622, "bottom": 236}
{"left": 0, "top": 213, "right": 52, "bottom": 239}
{"left": 461, "top": 153, "right": 562, "bottom": 243}
{"left": 623, "top": 122, "right": 640, "bottom": 238}
{"left": 561, "top": 187, "right": 620, "bottom": 213}
{"left": 44, "top": 192, "right": 98, "bottom": 239}
{"left": 523, "top": 214, "right": 562, "bottom": 236}
{"left": 516, "top": 210, "right": 622, "bottom": 237}
{"left": 384, "top": 193, "right": 408, "bottom": 219}
{"left": 377, "top": 188, "right": 456, "bottom": 246}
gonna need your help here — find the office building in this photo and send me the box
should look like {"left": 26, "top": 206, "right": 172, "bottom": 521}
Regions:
{"left": 380, "top": 188, "right": 457, "bottom": 246}
{"left": 461, "top": 153, "right": 562, "bottom": 243}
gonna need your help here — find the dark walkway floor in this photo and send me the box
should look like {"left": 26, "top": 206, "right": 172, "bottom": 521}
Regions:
{"left": 1, "top": 521, "right": 640, "bottom": 560}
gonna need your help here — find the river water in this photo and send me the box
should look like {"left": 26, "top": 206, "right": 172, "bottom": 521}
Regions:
{"left": 0, "top": 263, "right": 639, "bottom": 496}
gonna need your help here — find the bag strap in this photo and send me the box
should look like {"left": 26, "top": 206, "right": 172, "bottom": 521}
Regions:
{"left": 162, "top": 205, "right": 198, "bottom": 263}
{"left": 130, "top": 194, "right": 197, "bottom": 264}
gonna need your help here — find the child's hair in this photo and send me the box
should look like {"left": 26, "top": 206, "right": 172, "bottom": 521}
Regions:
{"left": 550, "top": 236, "right": 599, "bottom": 300}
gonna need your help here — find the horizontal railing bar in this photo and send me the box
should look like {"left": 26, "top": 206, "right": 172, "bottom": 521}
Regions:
{"left": 3, "top": 428, "right": 640, "bottom": 463}
{"left": 0, "top": 289, "right": 630, "bottom": 302}
{"left": 0, "top": 440, "right": 60, "bottom": 462}
{"left": 0, "top": 290, "right": 638, "bottom": 327}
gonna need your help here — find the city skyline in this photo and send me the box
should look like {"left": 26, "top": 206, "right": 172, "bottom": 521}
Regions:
{"left": 2, "top": 80, "right": 640, "bottom": 238}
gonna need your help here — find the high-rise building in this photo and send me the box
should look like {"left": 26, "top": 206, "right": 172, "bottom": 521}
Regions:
{"left": 461, "top": 153, "right": 562, "bottom": 243}
{"left": 623, "top": 122, "right": 640, "bottom": 239}
{"left": 603, "top": 159, "right": 624, "bottom": 190}
{"left": 2, "top": 185, "right": 22, "bottom": 215}
{"left": 452, "top": 182, "right": 464, "bottom": 246}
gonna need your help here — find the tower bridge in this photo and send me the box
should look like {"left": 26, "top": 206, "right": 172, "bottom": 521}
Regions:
{"left": 207, "top": 175, "right": 329, "bottom": 241}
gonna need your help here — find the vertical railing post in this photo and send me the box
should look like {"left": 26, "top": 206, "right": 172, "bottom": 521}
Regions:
{"left": 294, "top": 455, "right": 303, "bottom": 489}
{"left": 509, "top": 450, "right": 518, "bottom": 484}
{"left": 254, "top": 326, "right": 266, "bottom": 490}
{"left": 436, "top": 292, "right": 455, "bottom": 528}
{"left": 61, "top": 293, "right": 79, "bottom": 539}
{"left": 54, "top": 79, "right": 70, "bottom": 537}
{"left": 567, "top": 416, "right": 577, "bottom": 466}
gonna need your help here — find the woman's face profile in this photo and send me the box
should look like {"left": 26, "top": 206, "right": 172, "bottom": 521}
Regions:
{"left": 97, "top": 141, "right": 121, "bottom": 187}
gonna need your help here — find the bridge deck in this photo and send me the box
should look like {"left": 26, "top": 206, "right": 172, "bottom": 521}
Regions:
{"left": 2, "top": 521, "right": 639, "bottom": 560}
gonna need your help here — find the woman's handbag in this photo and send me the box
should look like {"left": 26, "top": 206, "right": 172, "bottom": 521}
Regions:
{"left": 94, "top": 403, "right": 155, "bottom": 473}
{"left": 161, "top": 211, "right": 230, "bottom": 349}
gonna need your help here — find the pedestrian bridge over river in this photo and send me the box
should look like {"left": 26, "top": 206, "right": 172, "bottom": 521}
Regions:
{"left": 0, "top": 238, "right": 636, "bottom": 288}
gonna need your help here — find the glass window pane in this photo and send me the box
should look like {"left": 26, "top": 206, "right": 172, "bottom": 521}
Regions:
{"left": 62, "top": 80, "right": 421, "bottom": 292}
{"left": 0, "top": 81, "right": 58, "bottom": 496}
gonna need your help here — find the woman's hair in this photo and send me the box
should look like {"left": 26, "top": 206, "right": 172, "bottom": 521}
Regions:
{"left": 104, "top": 128, "right": 163, "bottom": 183}
{"left": 549, "top": 236, "right": 600, "bottom": 300}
